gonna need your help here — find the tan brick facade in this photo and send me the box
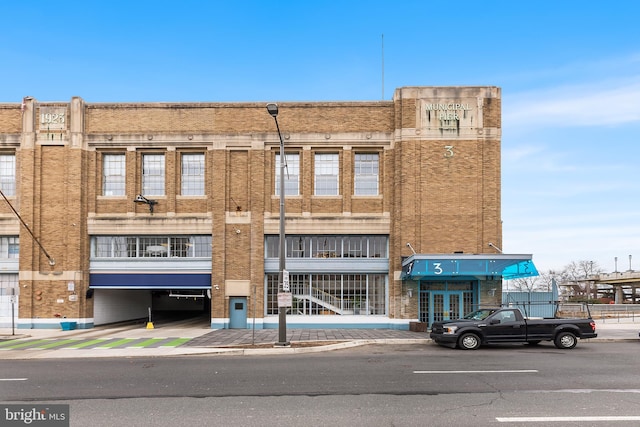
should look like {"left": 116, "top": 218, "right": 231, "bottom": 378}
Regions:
{"left": 0, "top": 86, "right": 504, "bottom": 329}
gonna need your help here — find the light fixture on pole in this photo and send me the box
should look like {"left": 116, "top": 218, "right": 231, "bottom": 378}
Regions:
{"left": 134, "top": 194, "right": 158, "bottom": 213}
{"left": 266, "top": 103, "right": 290, "bottom": 347}
{"left": 0, "top": 188, "right": 55, "bottom": 266}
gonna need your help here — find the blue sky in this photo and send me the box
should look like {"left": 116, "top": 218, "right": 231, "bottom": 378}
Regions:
{"left": 2, "top": 1, "right": 639, "bottom": 274}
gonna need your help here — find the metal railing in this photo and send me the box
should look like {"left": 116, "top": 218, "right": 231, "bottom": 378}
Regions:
{"left": 560, "top": 303, "right": 640, "bottom": 322}
{"left": 291, "top": 284, "right": 366, "bottom": 315}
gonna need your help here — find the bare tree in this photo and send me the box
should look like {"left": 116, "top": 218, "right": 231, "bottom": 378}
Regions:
{"left": 558, "top": 260, "right": 601, "bottom": 301}
{"left": 504, "top": 263, "right": 602, "bottom": 302}
{"left": 505, "top": 270, "right": 557, "bottom": 292}
{"left": 506, "top": 276, "right": 542, "bottom": 292}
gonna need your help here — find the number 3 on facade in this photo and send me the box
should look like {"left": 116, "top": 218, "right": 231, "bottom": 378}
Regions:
{"left": 433, "top": 262, "right": 443, "bottom": 275}
{"left": 444, "top": 146, "right": 454, "bottom": 158}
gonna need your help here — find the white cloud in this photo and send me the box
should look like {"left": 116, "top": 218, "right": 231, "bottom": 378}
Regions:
{"left": 504, "top": 57, "right": 640, "bottom": 128}
{"left": 503, "top": 207, "right": 640, "bottom": 272}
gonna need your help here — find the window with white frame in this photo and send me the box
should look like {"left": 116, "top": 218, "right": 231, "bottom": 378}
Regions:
{"left": 265, "top": 235, "right": 388, "bottom": 259}
{"left": 275, "top": 153, "right": 299, "bottom": 196}
{"left": 354, "top": 153, "right": 379, "bottom": 195}
{"left": 266, "top": 273, "right": 386, "bottom": 316}
{"left": 102, "top": 153, "right": 125, "bottom": 196}
{"left": 92, "top": 235, "right": 212, "bottom": 258}
{"left": 0, "top": 236, "right": 19, "bottom": 259}
{"left": 181, "top": 153, "right": 205, "bottom": 196}
{"left": 0, "top": 154, "right": 16, "bottom": 197}
{"left": 142, "top": 154, "right": 165, "bottom": 196}
{"left": 314, "top": 153, "right": 339, "bottom": 195}
{"left": 0, "top": 273, "right": 18, "bottom": 297}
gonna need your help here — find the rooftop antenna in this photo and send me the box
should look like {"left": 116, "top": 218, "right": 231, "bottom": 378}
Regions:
{"left": 381, "top": 34, "right": 385, "bottom": 100}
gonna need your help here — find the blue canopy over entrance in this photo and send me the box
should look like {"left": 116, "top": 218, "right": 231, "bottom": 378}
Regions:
{"left": 401, "top": 254, "right": 538, "bottom": 280}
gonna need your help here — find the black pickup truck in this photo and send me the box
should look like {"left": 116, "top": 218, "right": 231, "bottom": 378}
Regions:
{"left": 430, "top": 307, "right": 597, "bottom": 350}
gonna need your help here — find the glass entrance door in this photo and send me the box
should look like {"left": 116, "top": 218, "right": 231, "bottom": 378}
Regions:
{"left": 419, "top": 280, "right": 477, "bottom": 327}
{"left": 430, "top": 291, "right": 465, "bottom": 324}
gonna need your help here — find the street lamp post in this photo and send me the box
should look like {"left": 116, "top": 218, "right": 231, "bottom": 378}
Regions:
{"left": 266, "top": 103, "right": 290, "bottom": 346}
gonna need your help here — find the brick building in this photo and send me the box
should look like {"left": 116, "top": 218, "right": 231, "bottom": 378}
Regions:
{"left": 0, "top": 86, "right": 537, "bottom": 330}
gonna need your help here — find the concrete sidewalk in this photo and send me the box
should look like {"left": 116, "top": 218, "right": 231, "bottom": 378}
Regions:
{"left": 0, "top": 318, "right": 637, "bottom": 360}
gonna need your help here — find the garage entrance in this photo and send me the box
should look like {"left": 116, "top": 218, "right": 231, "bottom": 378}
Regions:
{"left": 89, "top": 273, "right": 212, "bottom": 326}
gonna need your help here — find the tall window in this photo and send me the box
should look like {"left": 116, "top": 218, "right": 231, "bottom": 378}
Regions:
{"left": 102, "top": 154, "right": 125, "bottom": 196}
{"left": 275, "top": 153, "right": 299, "bottom": 196}
{"left": 265, "top": 235, "right": 388, "bottom": 259}
{"left": 0, "top": 274, "right": 18, "bottom": 297}
{"left": 265, "top": 273, "right": 386, "bottom": 316}
{"left": 0, "top": 236, "right": 19, "bottom": 259}
{"left": 181, "top": 153, "right": 205, "bottom": 195}
{"left": 92, "top": 235, "right": 212, "bottom": 258}
{"left": 314, "top": 153, "right": 339, "bottom": 195}
{"left": 354, "top": 153, "right": 379, "bottom": 195}
{"left": 0, "top": 154, "right": 16, "bottom": 196}
{"left": 142, "top": 154, "right": 165, "bottom": 196}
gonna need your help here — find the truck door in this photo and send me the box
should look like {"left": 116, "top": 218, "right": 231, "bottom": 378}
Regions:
{"left": 483, "top": 309, "right": 526, "bottom": 343}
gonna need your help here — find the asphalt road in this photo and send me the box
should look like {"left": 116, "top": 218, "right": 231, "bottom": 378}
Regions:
{"left": 1, "top": 342, "right": 639, "bottom": 426}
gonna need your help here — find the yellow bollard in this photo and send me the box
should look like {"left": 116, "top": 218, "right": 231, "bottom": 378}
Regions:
{"left": 146, "top": 307, "right": 154, "bottom": 329}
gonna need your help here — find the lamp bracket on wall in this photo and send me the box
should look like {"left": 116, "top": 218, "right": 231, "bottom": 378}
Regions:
{"left": 488, "top": 242, "right": 503, "bottom": 253}
{"left": 134, "top": 194, "right": 158, "bottom": 213}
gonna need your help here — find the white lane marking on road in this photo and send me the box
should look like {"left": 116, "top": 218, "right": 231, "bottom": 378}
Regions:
{"left": 525, "top": 389, "right": 640, "bottom": 394}
{"left": 414, "top": 370, "right": 538, "bottom": 374}
{"left": 497, "top": 416, "right": 640, "bottom": 422}
{"left": 0, "top": 378, "right": 28, "bottom": 381}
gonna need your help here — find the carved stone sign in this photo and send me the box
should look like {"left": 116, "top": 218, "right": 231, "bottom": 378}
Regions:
{"left": 39, "top": 106, "right": 67, "bottom": 131}
{"left": 421, "top": 99, "right": 477, "bottom": 132}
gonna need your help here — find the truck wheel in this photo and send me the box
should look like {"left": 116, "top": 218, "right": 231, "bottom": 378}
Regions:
{"left": 458, "top": 333, "right": 481, "bottom": 350}
{"left": 554, "top": 332, "right": 577, "bottom": 349}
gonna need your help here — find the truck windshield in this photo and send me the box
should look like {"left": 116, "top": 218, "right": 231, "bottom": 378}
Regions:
{"left": 463, "top": 309, "right": 497, "bottom": 320}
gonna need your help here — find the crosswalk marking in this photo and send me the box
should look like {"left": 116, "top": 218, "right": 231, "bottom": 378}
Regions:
{"left": 98, "top": 338, "right": 136, "bottom": 348}
{"left": 67, "top": 339, "right": 107, "bottom": 349}
{"left": 0, "top": 337, "right": 193, "bottom": 350}
{"left": 33, "top": 339, "right": 78, "bottom": 349}
{"left": 0, "top": 339, "right": 51, "bottom": 350}
{"left": 162, "top": 338, "right": 191, "bottom": 347}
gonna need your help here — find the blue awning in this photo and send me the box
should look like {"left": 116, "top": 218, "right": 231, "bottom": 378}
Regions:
{"left": 90, "top": 273, "right": 212, "bottom": 289}
{"left": 401, "top": 254, "right": 538, "bottom": 280}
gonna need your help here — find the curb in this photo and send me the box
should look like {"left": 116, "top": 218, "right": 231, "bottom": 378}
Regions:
{"left": 236, "top": 338, "right": 431, "bottom": 355}
{"left": 0, "top": 339, "right": 432, "bottom": 360}
{"left": 1, "top": 336, "right": 636, "bottom": 360}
